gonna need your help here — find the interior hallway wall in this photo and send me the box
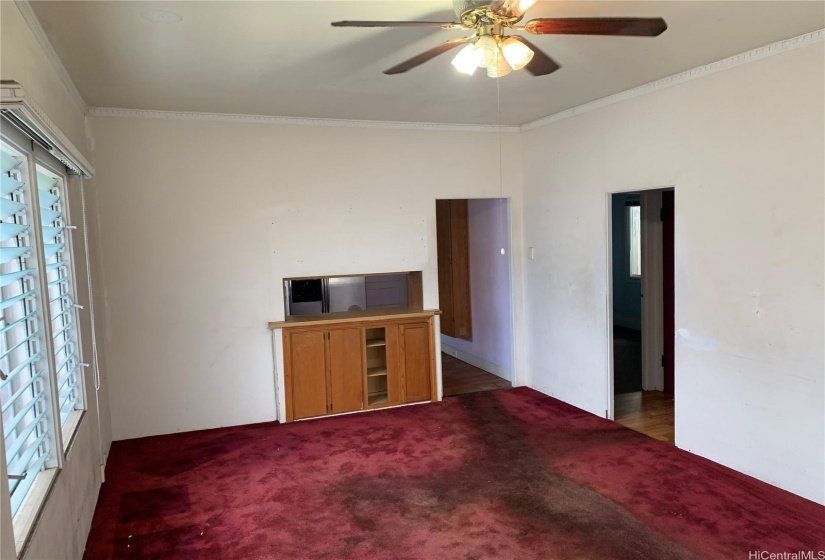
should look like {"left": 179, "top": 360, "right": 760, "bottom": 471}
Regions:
{"left": 520, "top": 42, "right": 824, "bottom": 504}
{"left": 441, "top": 198, "right": 513, "bottom": 380}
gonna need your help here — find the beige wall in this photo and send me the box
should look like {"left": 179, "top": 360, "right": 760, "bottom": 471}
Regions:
{"left": 86, "top": 116, "right": 526, "bottom": 440}
{"left": 521, "top": 42, "right": 824, "bottom": 504}
{"left": 1, "top": 3, "right": 112, "bottom": 558}
{"left": 0, "top": 1, "right": 90, "bottom": 163}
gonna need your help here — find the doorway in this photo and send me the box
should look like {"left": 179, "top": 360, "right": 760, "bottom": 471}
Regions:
{"left": 610, "top": 189, "right": 675, "bottom": 444}
{"left": 436, "top": 198, "right": 514, "bottom": 397}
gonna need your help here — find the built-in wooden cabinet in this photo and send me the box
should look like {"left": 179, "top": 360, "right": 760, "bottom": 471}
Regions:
{"left": 280, "top": 311, "right": 437, "bottom": 421}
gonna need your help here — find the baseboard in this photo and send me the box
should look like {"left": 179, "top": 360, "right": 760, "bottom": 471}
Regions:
{"left": 441, "top": 343, "right": 512, "bottom": 382}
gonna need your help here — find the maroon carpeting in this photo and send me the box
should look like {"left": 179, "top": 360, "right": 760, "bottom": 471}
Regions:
{"left": 84, "top": 388, "right": 825, "bottom": 559}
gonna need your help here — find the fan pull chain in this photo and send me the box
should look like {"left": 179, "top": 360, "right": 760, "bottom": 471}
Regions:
{"left": 496, "top": 75, "right": 506, "bottom": 257}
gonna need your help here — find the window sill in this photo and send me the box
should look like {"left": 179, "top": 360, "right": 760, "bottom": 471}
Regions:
{"left": 61, "top": 409, "right": 85, "bottom": 457}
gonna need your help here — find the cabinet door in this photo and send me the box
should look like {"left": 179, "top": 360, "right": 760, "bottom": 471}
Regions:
{"left": 328, "top": 328, "right": 364, "bottom": 414}
{"left": 400, "top": 321, "right": 433, "bottom": 403}
{"left": 287, "top": 330, "right": 327, "bottom": 420}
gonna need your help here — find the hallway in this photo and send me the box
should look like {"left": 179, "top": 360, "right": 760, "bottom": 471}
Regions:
{"left": 441, "top": 353, "right": 512, "bottom": 397}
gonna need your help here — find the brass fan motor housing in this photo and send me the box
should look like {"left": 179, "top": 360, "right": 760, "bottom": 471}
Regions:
{"left": 453, "top": 0, "right": 525, "bottom": 29}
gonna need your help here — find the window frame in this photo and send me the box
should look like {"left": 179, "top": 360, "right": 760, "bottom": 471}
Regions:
{"left": 626, "top": 200, "right": 641, "bottom": 281}
{"left": 1, "top": 120, "right": 87, "bottom": 553}
{"left": 32, "top": 153, "right": 86, "bottom": 444}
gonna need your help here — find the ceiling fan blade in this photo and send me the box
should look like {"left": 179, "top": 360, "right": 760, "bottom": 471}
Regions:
{"left": 332, "top": 20, "right": 464, "bottom": 29}
{"left": 523, "top": 17, "right": 667, "bottom": 37}
{"left": 510, "top": 36, "right": 561, "bottom": 76}
{"left": 384, "top": 37, "right": 472, "bottom": 75}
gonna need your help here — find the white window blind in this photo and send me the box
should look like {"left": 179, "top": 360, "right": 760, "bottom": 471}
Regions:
{"left": 0, "top": 145, "right": 54, "bottom": 516}
{"left": 35, "top": 168, "right": 82, "bottom": 429}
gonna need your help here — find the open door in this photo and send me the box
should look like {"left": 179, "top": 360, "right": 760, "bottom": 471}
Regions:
{"left": 436, "top": 199, "right": 472, "bottom": 339}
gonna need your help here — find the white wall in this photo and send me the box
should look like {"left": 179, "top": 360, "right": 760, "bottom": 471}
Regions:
{"left": 87, "top": 115, "right": 524, "bottom": 440}
{"left": 1, "top": 3, "right": 113, "bottom": 558}
{"left": 442, "top": 198, "right": 513, "bottom": 380}
{"left": 521, "top": 42, "right": 824, "bottom": 504}
{"left": 0, "top": 2, "right": 90, "bottom": 163}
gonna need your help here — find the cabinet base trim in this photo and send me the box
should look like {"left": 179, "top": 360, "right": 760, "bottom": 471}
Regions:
{"left": 292, "top": 399, "right": 433, "bottom": 422}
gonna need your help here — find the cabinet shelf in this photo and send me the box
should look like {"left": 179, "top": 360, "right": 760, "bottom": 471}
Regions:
{"left": 365, "top": 338, "right": 386, "bottom": 347}
{"left": 367, "top": 366, "right": 387, "bottom": 378}
{"left": 368, "top": 394, "right": 388, "bottom": 406}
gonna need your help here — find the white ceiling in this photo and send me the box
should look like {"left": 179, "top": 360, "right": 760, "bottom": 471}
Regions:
{"left": 30, "top": 1, "right": 825, "bottom": 126}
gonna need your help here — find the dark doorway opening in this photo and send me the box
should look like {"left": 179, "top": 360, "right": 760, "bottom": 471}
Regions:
{"left": 611, "top": 189, "right": 675, "bottom": 445}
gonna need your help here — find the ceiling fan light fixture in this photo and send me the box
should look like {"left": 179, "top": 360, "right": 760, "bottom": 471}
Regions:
{"left": 486, "top": 49, "right": 512, "bottom": 77}
{"left": 474, "top": 34, "right": 499, "bottom": 68}
{"left": 501, "top": 37, "right": 534, "bottom": 70}
{"left": 489, "top": 0, "right": 536, "bottom": 18}
{"left": 517, "top": 0, "right": 536, "bottom": 14}
{"left": 451, "top": 43, "right": 483, "bottom": 75}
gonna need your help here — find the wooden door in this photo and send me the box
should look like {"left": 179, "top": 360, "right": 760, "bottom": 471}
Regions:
{"left": 286, "top": 330, "right": 327, "bottom": 420}
{"left": 436, "top": 200, "right": 455, "bottom": 335}
{"left": 449, "top": 200, "right": 472, "bottom": 338}
{"left": 400, "top": 321, "right": 433, "bottom": 403}
{"left": 328, "top": 328, "right": 364, "bottom": 414}
{"left": 436, "top": 200, "right": 472, "bottom": 338}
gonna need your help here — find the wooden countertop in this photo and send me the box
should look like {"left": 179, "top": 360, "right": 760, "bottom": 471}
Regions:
{"left": 268, "top": 308, "right": 441, "bottom": 329}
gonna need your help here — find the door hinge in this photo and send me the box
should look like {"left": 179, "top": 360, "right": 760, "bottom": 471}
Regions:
{"left": 661, "top": 355, "right": 665, "bottom": 367}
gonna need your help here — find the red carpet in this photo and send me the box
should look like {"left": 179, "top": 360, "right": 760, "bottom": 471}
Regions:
{"left": 84, "top": 388, "right": 824, "bottom": 559}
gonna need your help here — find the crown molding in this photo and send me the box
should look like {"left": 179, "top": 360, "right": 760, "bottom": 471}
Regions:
{"left": 86, "top": 107, "right": 521, "bottom": 133}
{"left": 14, "top": 0, "right": 88, "bottom": 115}
{"left": 520, "top": 28, "right": 824, "bottom": 132}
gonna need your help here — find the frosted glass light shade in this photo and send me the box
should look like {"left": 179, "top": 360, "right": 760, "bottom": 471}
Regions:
{"left": 486, "top": 48, "right": 512, "bottom": 77}
{"left": 501, "top": 37, "right": 534, "bottom": 70}
{"left": 451, "top": 43, "right": 483, "bottom": 75}
{"left": 490, "top": 0, "right": 536, "bottom": 18}
{"left": 474, "top": 35, "right": 499, "bottom": 68}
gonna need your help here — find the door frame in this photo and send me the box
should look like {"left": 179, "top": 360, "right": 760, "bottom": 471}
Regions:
{"left": 605, "top": 186, "right": 674, "bottom": 420}
{"left": 434, "top": 197, "right": 518, "bottom": 394}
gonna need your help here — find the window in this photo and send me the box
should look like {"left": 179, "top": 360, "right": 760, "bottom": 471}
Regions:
{"left": 627, "top": 202, "right": 641, "bottom": 278}
{"left": 36, "top": 166, "right": 84, "bottom": 434}
{"left": 1, "top": 123, "right": 85, "bottom": 538}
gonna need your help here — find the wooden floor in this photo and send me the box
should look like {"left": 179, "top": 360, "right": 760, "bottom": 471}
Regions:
{"left": 441, "top": 353, "right": 512, "bottom": 397}
{"left": 614, "top": 391, "right": 675, "bottom": 444}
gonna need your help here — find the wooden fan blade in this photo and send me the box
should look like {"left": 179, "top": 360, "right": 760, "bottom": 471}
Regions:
{"left": 523, "top": 17, "right": 667, "bottom": 37}
{"left": 510, "top": 36, "right": 561, "bottom": 76}
{"left": 332, "top": 20, "right": 464, "bottom": 29}
{"left": 384, "top": 37, "right": 471, "bottom": 75}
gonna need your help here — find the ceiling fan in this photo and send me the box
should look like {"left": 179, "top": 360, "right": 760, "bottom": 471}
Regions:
{"left": 332, "top": 0, "right": 667, "bottom": 78}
